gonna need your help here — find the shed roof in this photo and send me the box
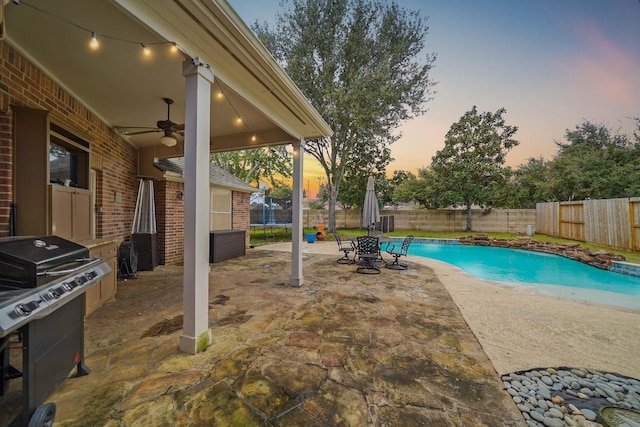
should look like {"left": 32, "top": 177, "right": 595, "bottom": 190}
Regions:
{"left": 154, "top": 158, "right": 256, "bottom": 193}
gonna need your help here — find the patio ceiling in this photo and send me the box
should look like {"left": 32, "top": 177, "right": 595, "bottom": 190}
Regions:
{"left": 3, "top": 0, "right": 332, "bottom": 154}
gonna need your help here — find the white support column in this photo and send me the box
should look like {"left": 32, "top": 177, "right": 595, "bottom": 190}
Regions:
{"left": 291, "top": 139, "right": 304, "bottom": 287}
{"left": 180, "top": 58, "right": 214, "bottom": 354}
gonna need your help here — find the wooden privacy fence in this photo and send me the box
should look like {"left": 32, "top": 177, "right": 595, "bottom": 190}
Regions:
{"left": 536, "top": 198, "right": 640, "bottom": 251}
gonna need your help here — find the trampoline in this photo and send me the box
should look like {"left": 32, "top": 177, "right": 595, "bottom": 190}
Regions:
{"left": 250, "top": 196, "right": 292, "bottom": 240}
{"left": 250, "top": 222, "right": 293, "bottom": 238}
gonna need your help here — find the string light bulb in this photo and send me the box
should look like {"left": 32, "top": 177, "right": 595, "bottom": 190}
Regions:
{"left": 89, "top": 32, "right": 99, "bottom": 50}
{"left": 141, "top": 43, "right": 151, "bottom": 57}
{"left": 235, "top": 117, "right": 243, "bottom": 125}
{"left": 170, "top": 43, "right": 179, "bottom": 54}
{"left": 251, "top": 134, "right": 257, "bottom": 142}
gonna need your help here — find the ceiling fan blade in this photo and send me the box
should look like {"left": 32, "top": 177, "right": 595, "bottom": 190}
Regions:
{"left": 122, "top": 128, "right": 162, "bottom": 136}
{"left": 115, "top": 98, "right": 181, "bottom": 140}
{"left": 157, "top": 120, "right": 185, "bottom": 132}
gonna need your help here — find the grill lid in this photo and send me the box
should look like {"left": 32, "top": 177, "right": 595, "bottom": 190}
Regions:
{"left": 0, "top": 236, "right": 89, "bottom": 288}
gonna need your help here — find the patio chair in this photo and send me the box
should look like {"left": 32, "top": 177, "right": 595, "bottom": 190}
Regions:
{"left": 367, "top": 229, "right": 389, "bottom": 252}
{"left": 334, "top": 232, "right": 356, "bottom": 264}
{"left": 356, "top": 235, "right": 381, "bottom": 274}
{"left": 385, "top": 235, "right": 414, "bottom": 270}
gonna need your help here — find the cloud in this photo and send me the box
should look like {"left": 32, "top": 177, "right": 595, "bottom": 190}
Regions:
{"left": 562, "top": 18, "right": 639, "bottom": 107}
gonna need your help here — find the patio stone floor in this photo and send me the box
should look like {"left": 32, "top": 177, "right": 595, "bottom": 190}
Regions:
{"left": 22, "top": 249, "right": 523, "bottom": 426}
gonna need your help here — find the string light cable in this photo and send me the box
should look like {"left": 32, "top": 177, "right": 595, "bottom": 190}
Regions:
{"left": 216, "top": 84, "right": 257, "bottom": 142}
{"left": 10, "top": 0, "right": 189, "bottom": 58}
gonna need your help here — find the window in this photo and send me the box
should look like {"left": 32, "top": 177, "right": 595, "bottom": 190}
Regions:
{"left": 210, "top": 188, "right": 231, "bottom": 230}
{"left": 49, "top": 143, "right": 76, "bottom": 185}
{"left": 49, "top": 124, "right": 90, "bottom": 189}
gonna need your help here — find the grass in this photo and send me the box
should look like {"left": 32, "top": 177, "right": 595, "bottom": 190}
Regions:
{"left": 250, "top": 227, "right": 640, "bottom": 265}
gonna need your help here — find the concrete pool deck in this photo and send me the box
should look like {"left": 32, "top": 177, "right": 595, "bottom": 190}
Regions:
{"left": 261, "top": 240, "right": 640, "bottom": 380}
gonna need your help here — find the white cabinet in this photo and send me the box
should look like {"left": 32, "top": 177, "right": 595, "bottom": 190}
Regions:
{"left": 50, "top": 185, "right": 92, "bottom": 241}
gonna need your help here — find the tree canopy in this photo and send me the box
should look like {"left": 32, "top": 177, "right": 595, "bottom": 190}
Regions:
{"left": 391, "top": 118, "right": 639, "bottom": 212}
{"left": 210, "top": 146, "right": 291, "bottom": 186}
{"left": 547, "top": 121, "right": 639, "bottom": 201}
{"left": 392, "top": 168, "right": 438, "bottom": 208}
{"left": 431, "top": 106, "right": 519, "bottom": 231}
{"left": 253, "top": 0, "right": 436, "bottom": 231}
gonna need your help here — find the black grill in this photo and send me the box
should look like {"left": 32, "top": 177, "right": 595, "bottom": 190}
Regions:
{"left": 0, "top": 236, "right": 89, "bottom": 290}
{"left": 0, "top": 236, "right": 110, "bottom": 426}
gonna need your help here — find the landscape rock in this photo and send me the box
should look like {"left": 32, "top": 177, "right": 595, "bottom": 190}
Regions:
{"left": 503, "top": 366, "right": 640, "bottom": 427}
{"left": 458, "top": 235, "right": 626, "bottom": 270}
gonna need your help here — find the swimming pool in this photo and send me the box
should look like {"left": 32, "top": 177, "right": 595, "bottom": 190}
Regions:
{"left": 408, "top": 242, "right": 640, "bottom": 297}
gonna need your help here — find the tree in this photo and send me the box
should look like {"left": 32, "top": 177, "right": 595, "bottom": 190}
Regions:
{"left": 547, "top": 121, "right": 639, "bottom": 201}
{"left": 337, "top": 172, "right": 386, "bottom": 211}
{"left": 393, "top": 167, "right": 439, "bottom": 208}
{"left": 493, "top": 158, "right": 553, "bottom": 208}
{"left": 431, "top": 106, "right": 518, "bottom": 231}
{"left": 269, "top": 183, "right": 294, "bottom": 209}
{"left": 210, "top": 146, "right": 291, "bottom": 186}
{"left": 492, "top": 120, "right": 640, "bottom": 208}
{"left": 253, "top": 0, "right": 436, "bottom": 232}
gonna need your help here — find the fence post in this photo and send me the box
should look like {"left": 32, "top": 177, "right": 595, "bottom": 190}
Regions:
{"left": 631, "top": 199, "right": 638, "bottom": 251}
{"left": 558, "top": 204, "right": 563, "bottom": 239}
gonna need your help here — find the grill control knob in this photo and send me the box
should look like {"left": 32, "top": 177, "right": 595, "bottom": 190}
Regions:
{"left": 47, "top": 288, "right": 61, "bottom": 299}
{"left": 15, "top": 300, "right": 41, "bottom": 316}
{"left": 64, "top": 281, "right": 79, "bottom": 291}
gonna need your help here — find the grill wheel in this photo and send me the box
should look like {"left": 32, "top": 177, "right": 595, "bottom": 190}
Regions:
{"left": 27, "top": 402, "right": 56, "bottom": 427}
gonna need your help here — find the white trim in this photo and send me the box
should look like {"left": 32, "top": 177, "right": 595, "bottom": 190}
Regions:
{"left": 180, "top": 59, "right": 214, "bottom": 354}
{"left": 290, "top": 139, "right": 304, "bottom": 287}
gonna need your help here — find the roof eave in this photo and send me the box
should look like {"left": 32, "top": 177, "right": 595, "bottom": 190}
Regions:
{"left": 113, "top": 0, "right": 333, "bottom": 141}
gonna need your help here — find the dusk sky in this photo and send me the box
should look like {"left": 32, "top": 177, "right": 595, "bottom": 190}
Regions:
{"left": 228, "top": 0, "right": 640, "bottom": 189}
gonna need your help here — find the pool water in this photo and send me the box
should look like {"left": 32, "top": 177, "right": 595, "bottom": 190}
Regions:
{"left": 408, "top": 243, "right": 640, "bottom": 297}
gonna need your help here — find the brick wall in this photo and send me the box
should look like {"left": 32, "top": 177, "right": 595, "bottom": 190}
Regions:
{"left": 0, "top": 112, "right": 12, "bottom": 236}
{"left": 156, "top": 180, "right": 185, "bottom": 265}
{"left": 232, "top": 190, "right": 251, "bottom": 248}
{"left": 0, "top": 41, "right": 138, "bottom": 240}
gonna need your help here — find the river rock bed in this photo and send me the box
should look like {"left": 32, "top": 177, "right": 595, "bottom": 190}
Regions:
{"left": 502, "top": 367, "right": 640, "bottom": 426}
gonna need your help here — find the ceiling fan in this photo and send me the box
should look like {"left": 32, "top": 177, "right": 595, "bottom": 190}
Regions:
{"left": 115, "top": 98, "right": 184, "bottom": 147}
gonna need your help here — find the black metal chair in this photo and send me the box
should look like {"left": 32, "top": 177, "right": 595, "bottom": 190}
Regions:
{"left": 385, "top": 235, "right": 414, "bottom": 270}
{"left": 368, "top": 229, "right": 392, "bottom": 254}
{"left": 334, "top": 232, "right": 356, "bottom": 264}
{"left": 356, "top": 235, "right": 381, "bottom": 274}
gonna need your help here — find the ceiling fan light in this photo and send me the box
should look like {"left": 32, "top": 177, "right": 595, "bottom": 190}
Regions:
{"left": 160, "top": 135, "right": 177, "bottom": 147}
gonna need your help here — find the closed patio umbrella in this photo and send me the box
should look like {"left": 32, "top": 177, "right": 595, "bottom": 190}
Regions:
{"left": 362, "top": 176, "right": 380, "bottom": 231}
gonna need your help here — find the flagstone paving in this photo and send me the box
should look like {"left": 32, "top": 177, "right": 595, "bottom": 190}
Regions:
{"left": 45, "top": 250, "right": 524, "bottom": 426}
